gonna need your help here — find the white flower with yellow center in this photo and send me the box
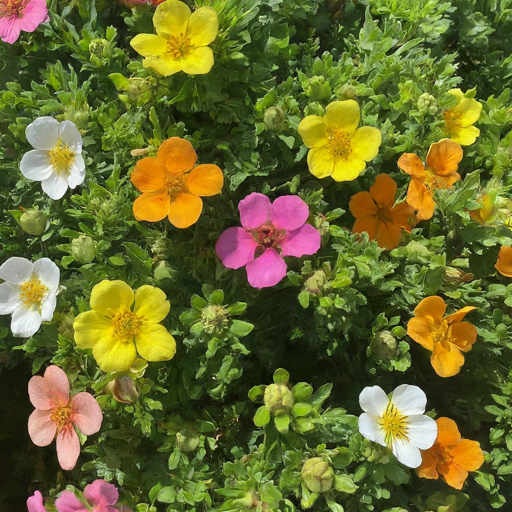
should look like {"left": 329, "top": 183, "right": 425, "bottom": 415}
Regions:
{"left": 358, "top": 384, "right": 437, "bottom": 468}
{"left": 0, "top": 257, "right": 60, "bottom": 338}
{"left": 20, "top": 117, "right": 86, "bottom": 200}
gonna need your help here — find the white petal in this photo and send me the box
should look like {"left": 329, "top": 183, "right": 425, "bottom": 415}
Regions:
{"left": 40, "top": 293, "right": 57, "bottom": 322}
{"left": 0, "top": 257, "right": 34, "bottom": 284}
{"left": 391, "top": 384, "right": 427, "bottom": 415}
{"left": 58, "top": 121, "right": 82, "bottom": 152}
{"left": 0, "top": 282, "right": 21, "bottom": 314}
{"left": 41, "top": 172, "right": 69, "bottom": 200}
{"left": 33, "top": 258, "right": 60, "bottom": 292}
{"left": 391, "top": 438, "right": 422, "bottom": 468}
{"left": 359, "top": 385, "right": 389, "bottom": 416}
{"left": 19, "top": 150, "right": 53, "bottom": 181}
{"left": 11, "top": 304, "right": 42, "bottom": 338}
{"left": 407, "top": 415, "right": 438, "bottom": 450}
{"left": 66, "top": 153, "right": 86, "bottom": 189}
{"left": 26, "top": 117, "right": 60, "bottom": 150}
{"left": 358, "top": 413, "right": 386, "bottom": 446}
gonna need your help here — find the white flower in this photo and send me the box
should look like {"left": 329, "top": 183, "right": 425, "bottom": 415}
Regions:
{"left": 358, "top": 384, "right": 437, "bottom": 468}
{"left": 0, "top": 257, "right": 60, "bottom": 338}
{"left": 20, "top": 117, "right": 86, "bottom": 200}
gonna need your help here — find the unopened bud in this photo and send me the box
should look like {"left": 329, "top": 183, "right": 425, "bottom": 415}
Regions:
{"left": 264, "top": 383, "right": 294, "bottom": 415}
{"left": 371, "top": 330, "right": 398, "bottom": 361}
{"left": 19, "top": 207, "right": 48, "bottom": 235}
{"left": 263, "top": 106, "right": 285, "bottom": 132}
{"left": 305, "top": 270, "right": 326, "bottom": 294}
{"left": 336, "top": 84, "right": 357, "bottom": 100}
{"left": 301, "top": 458, "right": 334, "bottom": 493}
{"left": 107, "top": 376, "right": 139, "bottom": 403}
{"left": 70, "top": 235, "right": 97, "bottom": 264}
{"left": 417, "top": 93, "right": 438, "bottom": 114}
{"left": 304, "top": 76, "right": 331, "bottom": 101}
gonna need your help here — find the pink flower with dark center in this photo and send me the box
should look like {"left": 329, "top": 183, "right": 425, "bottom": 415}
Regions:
{"left": 28, "top": 365, "right": 103, "bottom": 471}
{"left": 0, "top": 0, "right": 48, "bottom": 44}
{"left": 27, "top": 491, "right": 47, "bottom": 512}
{"left": 216, "top": 193, "right": 321, "bottom": 288}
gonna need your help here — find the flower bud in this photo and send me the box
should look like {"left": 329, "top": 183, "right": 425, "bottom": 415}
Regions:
{"left": 264, "top": 383, "right": 294, "bottom": 415}
{"left": 417, "top": 93, "right": 438, "bottom": 114}
{"left": 263, "top": 106, "right": 285, "bottom": 132}
{"left": 89, "top": 38, "right": 112, "bottom": 60}
{"left": 301, "top": 458, "right": 334, "bottom": 493}
{"left": 107, "top": 376, "right": 140, "bottom": 403}
{"left": 19, "top": 207, "right": 48, "bottom": 235}
{"left": 201, "top": 304, "right": 229, "bottom": 334}
{"left": 336, "top": 84, "right": 357, "bottom": 100}
{"left": 304, "top": 76, "right": 332, "bottom": 101}
{"left": 70, "top": 235, "right": 97, "bottom": 264}
{"left": 305, "top": 270, "right": 326, "bottom": 294}
{"left": 371, "top": 330, "right": 398, "bottom": 361}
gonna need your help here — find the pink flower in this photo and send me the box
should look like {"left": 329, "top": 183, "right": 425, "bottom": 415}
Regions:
{"left": 27, "top": 491, "right": 47, "bottom": 512}
{"left": 216, "top": 193, "right": 321, "bottom": 288}
{"left": 28, "top": 365, "right": 103, "bottom": 471}
{"left": 55, "top": 480, "right": 132, "bottom": 512}
{"left": 0, "top": 0, "right": 49, "bottom": 44}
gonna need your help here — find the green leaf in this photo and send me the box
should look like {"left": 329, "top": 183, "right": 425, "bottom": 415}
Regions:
{"left": 210, "top": 289, "right": 224, "bottom": 305}
{"left": 191, "top": 295, "right": 208, "bottom": 310}
{"left": 229, "top": 320, "right": 254, "bottom": 337}
{"left": 168, "top": 449, "right": 181, "bottom": 470}
{"left": 254, "top": 406, "right": 270, "bottom": 427}
{"left": 334, "top": 474, "right": 357, "bottom": 494}
{"left": 273, "top": 368, "right": 290, "bottom": 384}
{"left": 260, "top": 482, "right": 282, "bottom": 504}
{"left": 109, "top": 256, "right": 125, "bottom": 266}
{"left": 274, "top": 414, "right": 290, "bottom": 434}
{"left": 292, "top": 382, "right": 313, "bottom": 401}
{"left": 226, "top": 302, "right": 247, "bottom": 315}
{"left": 291, "top": 402, "right": 313, "bottom": 417}
{"left": 157, "top": 486, "right": 176, "bottom": 504}
{"left": 248, "top": 385, "right": 265, "bottom": 402}
{"left": 307, "top": 383, "right": 333, "bottom": 409}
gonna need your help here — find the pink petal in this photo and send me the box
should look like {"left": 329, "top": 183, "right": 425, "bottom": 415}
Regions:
{"left": 70, "top": 393, "right": 103, "bottom": 436}
{"left": 55, "top": 491, "right": 88, "bottom": 512}
{"left": 246, "top": 248, "right": 287, "bottom": 288}
{"left": 215, "top": 227, "right": 257, "bottom": 269}
{"left": 280, "top": 224, "right": 321, "bottom": 258}
{"left": 56, "top": 426, "right": 80, "bottom": 471}
{"left": 0, "top": 17, "right": 22, "bottom": 44}
{"left": 28, "top": 409, "right": 57, "bottom": 446}
{"left": 29, "top": 365, "right": 69, "bottom": 410}
{"left": 84, "top": 480, "right": 119, "bottom": 508}
{"left": 19, "top": 0, "right": 49, "bottom": 32}
{"left": 270, "top": 195, "right": 309, "bottom": 231}
{"left": 27, "top": 491, "right": 47, "bottom": 512}
{"left": 238, "top": 193, "right": 271, "bottom": 229}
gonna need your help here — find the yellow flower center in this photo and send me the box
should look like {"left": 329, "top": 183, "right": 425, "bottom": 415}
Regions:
{"left": 48, "top": 141, "right": 76, "bottom": 175}
{"left": 379, "top": 402, "right": 409, "bottom": 446}
{"left": 423, "top": 168, "right": 447, "bottom": 191}
{"left": 442, "top": 108, "right": 462, "bottom": 133}
{"left": 432, "top": 319, "right": 451, "bottom": 344}
{"left": 328, "top": 129, "right": 352, "bottom": 159}
{"left": 112, "top": 310, "right": 143, "bottom": 341}
{"left": 0, "top": 0, "right": 28, "bottom": 19}
{"left": 166, "top": 33, "right": 193, "bottom": 59}
{"left": 166, "top": 175, "right": 187, "bottom": 200}
{"left": 19, "top": 277, "right": 48, "bottom": 307}
{"left": 50, "top": 405, "right": 73, "bottom": 431}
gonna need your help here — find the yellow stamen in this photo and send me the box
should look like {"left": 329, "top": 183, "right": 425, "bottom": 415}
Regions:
{"left": 432, "top": 319, "right": 450, "bottom": 344}
{"left": 379, "top": 402, "right": 409, "bottom": 446}
{"left": 166, "top": 33, "right": 193, "bottom": 59}
{"left": 48, "top": 141, "right": 75, "bottom": 175}
{"left": 166, "top": 175, "right": 186, "bottom": 199}
{"left": 50, "top": 405, "right": 73, "bottom": 431}
{"left": 0, "top": 0, "right": 28, "bottom": 19}
{"left": 112, "top": 310, "right": 142, "bottom": 342}
{"left": 19, "top": 277, "right": 47, "bottom": 307}
{"left": 423, "top": 168, "right": 447, "bottom": 191}
{"left": 329, "top": 129, "right": 352, "bottom": 159}
{"left": 443, "top": 109, "right": 462, "bottom": 133}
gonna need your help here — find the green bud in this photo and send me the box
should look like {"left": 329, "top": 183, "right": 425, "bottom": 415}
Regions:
{"left": 19, "top": 207, "right": 48, "bottom": 235}
{"left": 201, "top": 304, "right": 229, "bottom": 334}
{"left": 264, "top": 383, "right": 294, "bottom": 415}
{"left": 417, "top": 93, "right": 438, "bottom": 114}
{"left": 304, "top": 76, "right": 331, "bottom": 101}
{"left": 371, "top": 330, "right": 398, "bottom": 361}
{"left": 305, "top": 270, "right": 326, "bottom": 294}
{"left": 301, "top": 458, "right": 334, "bottom": 493}
{"left": 89, "top": 38, "right": 112, "bottom": 60}
{"left": 304, "top": 101, "right": 325, "bottom": 117}
{"left": 108, "top": 376, "right": 140, "bottom": 404}
{"left": 176, "top": 431, "right": 200, "bottom": 452}
{"left": 336, "top": 84, "right": 357, "bottom": 100}
{"left": 70, "top": 235, "right": 97, "bottom": 264}
{"left": 263, "top": 106, "right": 285, "bottom": 132}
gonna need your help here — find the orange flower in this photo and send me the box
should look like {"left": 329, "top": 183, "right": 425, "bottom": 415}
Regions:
{"left": 349, "top": 174, "right": 416, "bottom": 250}
{"left": 131, "top": 137, "right": 223, "bottom": 228}
{"left": 496, "top": 246, "right": 512, "bottom": 277}
{"left": 398, "top": 139, "right": 463, "bottom": 221}
{"left": 417, "top": 417, "right": 484, "bottom": 489}
{"left": 407, "top": 296, "right": 477, "bottom": 377}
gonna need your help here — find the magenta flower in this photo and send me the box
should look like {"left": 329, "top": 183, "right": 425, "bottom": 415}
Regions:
{"left": 27, "top": 491, "right": 47, "bottom": 512}
{"left": 216, "top": 193, "right": 321, "bottom": 288}
{"left": 28, "top": 365, "right": 103, "bottom": 471}
{"left": 0, "top": 0, "right": 49, "bottom": 44}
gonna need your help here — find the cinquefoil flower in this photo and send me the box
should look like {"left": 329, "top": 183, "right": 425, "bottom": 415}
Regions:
{"left": 358, "top": 384, "right": 437, "bottom": 468}
{"left": 20, "top": 117, "right": 86, "bottom": 200}
{"left": 0, "top": 256, "right": 59, "bottom": 338}
{"left": 27, "top": 491, "right": 47, "bottom": 512}
{"left": 130, "top": 0, "right": 218, "bottom": 76}
{"left": 495, "top": 246, "right": 512, "bottom": 277}
{"left": 73, "top": 280, "right": 176, "bottom": 372}
{"left": 0, "top": 0, "right": 48, "bottom": 44}
{"left": 443, "top": 89, "right": 482, "bottom": 146}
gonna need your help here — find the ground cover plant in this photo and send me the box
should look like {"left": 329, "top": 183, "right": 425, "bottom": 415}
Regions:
{"left": 1, "top": 0, "right": 512, "bottom": 511}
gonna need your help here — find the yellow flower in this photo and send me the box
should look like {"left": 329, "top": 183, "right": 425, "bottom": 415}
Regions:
{"left": 297, "top": 100, "right": 381, "bottom": 182}
{"left": 73, "top": 280, "right": 176, "bottom": 372}
{"left": 443, "top": 89, "right": 482, "bottom": 146}
{"left": 130, "top": 0, "right": 218, "bottom": 77}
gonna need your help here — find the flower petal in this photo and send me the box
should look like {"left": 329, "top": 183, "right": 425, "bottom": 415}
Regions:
{"left": 298, "top": 116, "right": 328, "bottom": 148}
{"left": 0, "top": 256, "right": 33, "bottom": 284}
{"left": 74, "top": 311, "right": 114, "bottom": 350}
{"left": 167, "top": 192, "right": 203, "bottom": 228}
{"left": 28, "top": 409, "right": 56, "bottom": 446}
{"left": 358, "top": 413, "right": 385, "bottom": 446}
{"left": 369, "top": 174, "right": 396, "bottom": 209}
{"left": 56, "top": 426, "right": 80, "bottom": 471}
{"left": 133, "top": 191, "right": 170, "bottom": 222}
{"left": 27, "top": 490, "right": 47, "bottom": 512}
{"left": 392, "top": 439, "right": 422, "bottom": 468}
{"left": 406, "top": 414, "right": 438, "bottom": 450}
{"left": 130, "top": 157, "right": 167, "bottom": 193}
{"left": 34, "top": 258, "right": 60, "bottom": 292}
{"left": 417, "top": 448, "right": 441, "bottom": 480}
{"left": 18, "top": 0, "right": 48, "bottom": 32}
{"left": 439, "top": 462, "right": 468, "bottom": 490}
{"left": 153, "top": 0, "right": 190, "bottom": 38}
{"left": 11, "top": 304, "right": 42, "bottom": 338}
{"left": 185, "top": 164, "right": 223, "bottom": 196}
{"left": 215, "top": 227, "right": 258, "bottom": 269}
{"left": 0, "top": 17, "right": 22, "bottom": 44}
{"left": 58, "top": 121, "right": 82, "bottom": 151}
{"left": 246, "top": 248, "right": 287, "bottom": 288}
{"left": 270, "top": 195, "right": 309, "bottom": 231}
{"left": 136, "top": 324, "right": 176, "bottom": 362}
{"left": 331, "top": 155, "right": 366, "bottom": 182}
{"left": 134, "top": 285, "right": 170, "bottom": 324}
{"left": 181, "top": 46, "right": 215, "bottom": 75}
{"left": 55, "top": 490, "right": 88, "bottom": 512}
{"left": 67, "top": 153, "right": 86, "bottom": 189}
{"left": 186, "top": 6, "right": 218, "bottom": 46}
{"left": 413, "top": 296, "right": 446, "bottom": 323}
{"left": 349, "top": 191, "right": 377, "bottom": 218}
{"left": 426, "top": 139, "right": 463, "bottom": 177}
{"left": 353, "top": 217, "right": 379, "bottom": 241}
{"left": 389, "top": 202, "right": 416, "bottom": 231}
{"left": 130, "top": 34, "right": 168, "bottom": 57}
{"left": 84, "top": 480, "right": 119, "bottom": 508}
{"left": 431, "top": 340, "right": 465, "bottom": 378}
{"left": 407, "top": 317, "right": 434, "bottom": 351}
{"left": 41, "top": 172, "right": 69, "bottom": 200}
{"left": 351, "top": 127, "right": 381, "bottom": 162}
{"left": 374, "top": 220, "right": 402, "bottom": 250}
{"left": 324, "top": 100, "right": 360, "bottom": 133}
{"left": 0, "top": 282, "right": 21, "bottom": 314}
{"left": 26, "top": 117, "right": 59, "bottom": 150}
{"left": 436, "top": 417, "right": 461, "bottom": 446}
{"left": 90, "top": 280, "right": 134, "bottom": 317}
{"left": 70, "top": 392, "right": 103, "bottom": 436}
{"left": 238, "top": 192, "right": 271, "bottom": 229}
{"left": 307, "top": 146, "right": 335, "bottom": 179}
{"left": 142, "top": 55, "right": 184, "bottom": 76}
{"left": 496, "top": 246, "right": 512, "bottom": 277}
{"left": 280, "top": 224, "right": 321, "bottom": 258}
{"left": 359, "top": 386, "right": 389, "bottom": 416}
{"left": 398, "top": 153, "right": 426, "bottom": 178}
{"left": 29, "top": 365, "right": 69, "bottom": 410}
{"left": 449, "top": 322, "right": 477, "bottom": 352}
{"left": 20, "top": 150, "right": 53, "bottom": 181}
{"left": 448, "top": 90, "right": 482, "bottom": 126}
{"left": 157, "top": 137, "right": 196, "bottom": 174}
{"left": 406, "top": 179, "right": 435, "bottom": 220}
{"left": 92, "top": 337, "right": 138, "bottom": 373}
{"left": 451, "top": 439, "right": 484, "bottom": 472}
{"left": 391, "top": 384, "right": 427, "bottom": 415}
{"left": 451, "top": 125, "right": 480, "bottom": 146}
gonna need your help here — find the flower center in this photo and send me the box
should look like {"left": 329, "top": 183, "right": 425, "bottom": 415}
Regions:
{"left": 328, "top": 129, "right": 352, "bottom": 159}
{"left": 0, "top": 0, "right": 28, "bottom": 19}
{"left": 376, "top": 207, "right": 394, "bottom": 224}
{"left": 166, "top": 33, "right": 193, "bottom": 59}
{"left": 50, "top": 405, "right": 73, "bottom": 431}
{"left": 442, "top": 109, "right": 462, "bottom": 132}
{"left": 432, "top": 319, "right": 450, "bottom": 345}
{"left": 252, "top": 223, "right": 286, "bottom": 256}
{"left": 422, "top": 168, "right": 447, "bottom": 191}
{"left": 166, "top": 175, "right": 186, "bottom": 200}
{"left": 379, "top": 402, "right": 409, "bottom": 446}
{"left": 48, "top": 141, "right": 76, "bottom": 175}
{"left": 19, "top": 276, "right": 48, "bottom": 307}
{"left": 112, "top": 310, "right": 143, "bottom": 341}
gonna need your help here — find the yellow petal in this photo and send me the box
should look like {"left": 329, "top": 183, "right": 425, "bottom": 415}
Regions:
{"left": 351, "top": 126, "right": 382, "bottom": 162}
{"left": 134, "top": 285, "right": 170, "bottom": 324}
{"left": 186, "top": 6, "right": 218, "bottom": 47}
{"left": 431, "top": 340, "right": 465, "bottom": 378}
{"left": 130, "top": 34, "right": 167, "bottom": 57}
{"left": 136, "top": 324, "right": 177, "bottom": 362}
{"left": 298, "top": 116, "right": 328, "bottom": 148}
{"left": 448, "top": 89, "right": 465, "bottom": 103}
{"left": 451, "top": 125, "right": 480, "bottom": 146}
{"left": 73, "top": 311, "right": 113, "bottom": 349}
{"left": 154, "top": 0, "right": 190, "bottom": 39}
{"left": 93, "top": 337, "right": 138, "bottom": 373}
{"left": 453, "top": 97, "right": 482, "bottom": 127}
{"left": 142, "top": 55, "right": 184, "bottom": 77}
{"left": 307, "top": 146, "right": 335, "bottom": 179}
{"left": 324, "top": 100, "right": 360, "bottom": 133}
{"left": 90, "top": 280, "right": 134, "bottom": 318}
{"left": 331, "top": 155, "right": 366, "bottom": 182}
{"left": 181, "top": 46, "right": 214, "bottom": 74}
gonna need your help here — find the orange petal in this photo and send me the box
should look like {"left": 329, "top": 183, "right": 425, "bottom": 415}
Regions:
{"left": 439, "top": 462, "right": 468, "bottom": 490}
{"left": 407, "top": 317, "right": 434, "bottom": 351}
{"left": 389, "top": 202, "right": 416, "bottom": 231}
{"left": 157, "top": 137, "right": 197, "bottom": 174}
{"left": 417, "top": 447, "right": 440, "bottom": 480}
{"left": 167, "top": 192, "right": 203, "bottom": 228}
{"left": 445, "top": 306, "right": 476, "bottom": 325}
{"left": 133, "top": 191, "right": 169, "bottom": 222}
{"left": 496, "top": 246, "right": 512, "bottom": 277}
{"left": 436, "top": 417, "right": 461, "bottom": 446}
{"left": 407, "top": 179, "right": 436, "bottom": 220}
{"left": 426, "top": 139, "right": 463, "bottom": 176}
{"left": 130, "top": 157, "right": 167, "bottom": 193}
{"left": 353, "top": 217, "right": 379, "bottom": 240}
{"left": 398, "top": 153, "right": 425, "bottom": 178}
{"left": 185, "top": 164, "right": 223, "bottom": 196}
{"left": 443, "top": 172, "right": 462, "bottom": 188}
{"left": 369, "top": 174, "right": 397, "bottom": 209}
{"left": 431, "top": 340, "right": 465, "bottom": 378}
{"left": 374, "top": 220, "right": 402, "bottom": 250}
{"left": 449, "top": 322, "right": 477, "bottom": 352}
{"left": 451, "top": 440, "right": 484, "bottom": 472}
{"left": 414, "top": 296, "right": 446, "bottom": 323}
{"left": 349, "top": 191, "right": 377, "bottom": 218}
